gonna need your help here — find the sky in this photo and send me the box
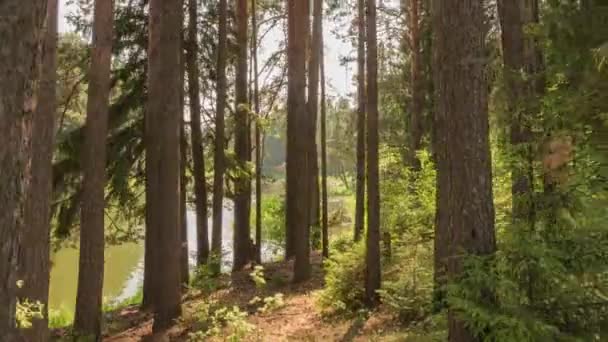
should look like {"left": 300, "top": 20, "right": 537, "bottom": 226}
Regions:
{"left": 57, "top": 0, "right": 355, "bottom": 98}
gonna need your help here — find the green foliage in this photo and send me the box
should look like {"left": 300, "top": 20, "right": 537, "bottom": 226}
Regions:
{"left": 191, "top": 256, "right": 222, "bottom": 293}
{"left": 260, "top": 195, "right": 285, "bottom": 246}
{"left": 16, "top": 299, "right": 44, "bottom": 329}
{"left": 249, "top": 293, "right": 286, "bottom": 314}
{"left": 249, "top": 265, "right": 267, "bottom": 289}
{"left": 317, "top": 234, "right": 366, "bottom": 315}
{"left": 187, "top": 301, "right": 256, "bottom": 342}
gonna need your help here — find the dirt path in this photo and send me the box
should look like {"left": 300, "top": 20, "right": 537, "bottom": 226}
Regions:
{"left": 72, "top": 253, "right": 397, "bottom": 341}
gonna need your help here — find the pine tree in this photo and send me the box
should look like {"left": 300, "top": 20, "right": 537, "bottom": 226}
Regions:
{"left": 0, "top": 0, "right": 47, "bottom": 338}
{"left": 233, "top": 0, "right": 251, "bottom": 271}
{"left": 74, "top": 0, "right": 114, "bottom": 337}
{"left": 17, "top": 0, "right": 58, "bottom": 340}
{"left": 212, "top": 0, "right": 228, "bottom": 269}
{"left": 288, "top": 0, "right": 312, "bottom": 282}
{"left": 354, "top": 0, "right": 367, "bottom": 242}
{"left": 432, "top": 0, "right": 497, "bottom": 340}
{"left": 187, "top": 0, "right": 210, "bottom": 266}
{"left": 365, "top": 0, "right": 382, "bottom": 307}
{"left": 147, "top": 0, "right": 183, "bottom": 331}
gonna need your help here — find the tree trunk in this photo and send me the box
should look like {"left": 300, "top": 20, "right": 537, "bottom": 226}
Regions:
{"left": 252, "top": 0, "right": 262, "bottom": 264}
{"left": 147, "top": 0, "right": 183, "bottom": 331}
{"left": 308, "top": 0, "right": 323, "bottom": 241}
{"left": 406, "top": 0, "right": 425, "bottom": 170}
{"left": 211, "top": 0, "right": 228, "bottom": 271}
{"left": 179, "top": 18, "right": 190, "bottom": 288}
{"left": 0, "top": 0, "right": 46, "bottom": 338}
{"left": 354, "top": 0, "right": 366, "bottom": 243}
{"left": 187, "top": 0, "right": 209, "bottom": 266}
{"left": 180, "top": 119, "right": 190, "bottom": 287}
{"left": 320, "top": 26, "right": 329, "bottom": 259}
{"left": 365, "top": 0, "right": 382, "bottom": 307}
{"left": 288, "top": 0, "right": 311, "bottom": 282}
{"left": 432, "top": 0, "right": 497, "bottom": 340}
{"left": 17, "top": 0, "right": 57, "bottom": 340}
{"left": 233, "top": 0, "right": 251, "bottom": 271}
{"left": 74, "top": 0, "right": 114, "bottom": 337}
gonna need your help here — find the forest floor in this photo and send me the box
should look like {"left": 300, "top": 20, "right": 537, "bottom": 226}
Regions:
{"left": 72, "top": 253, "right": 407, "bottom": 341}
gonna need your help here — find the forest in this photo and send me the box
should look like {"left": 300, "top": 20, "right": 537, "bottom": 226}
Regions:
{"left": 1, "top": 0, "right": 608, "bottom": 341}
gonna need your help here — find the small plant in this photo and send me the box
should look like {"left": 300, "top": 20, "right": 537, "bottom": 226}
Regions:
{"left": 257, "top": 293, "right": 285, "bottom": 314}
{"left": 249, "top": 265, "right": 266, "bottom": 288}
{"left": 187, "top": 301, "right": 255, "bottom": 342}
{"left": 191, "top": 256, "right": 221, "bottom": 292}
{"left": 16, "top": 299, "right": 44, "bottom": 329}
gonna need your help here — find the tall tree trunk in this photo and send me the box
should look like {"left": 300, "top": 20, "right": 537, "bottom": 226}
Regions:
{"left": 288, "top": 0, "right": 311, "bottom": 282}
{"left": 308, "top": 0, "right": 323, "bottom": 239}
{"left": 365, "top": 0, "right": 382, "bottom": 307}
{"left": 320, "top": 26, "right": 329, "bottom": 259}
{"left": 187, "top": 0, "right": 209, "bottom": 266}
{"left": 233, "top": 0, "right": 251, "bottom": 271}
{"left": 211, "top": 0, "right": 228, "bottom": 271}
{"left": 354, "top": 0, "right": 366, "bottom": 243}
{"left": 18, "top": 0, "right": 57, "bottom": 340}
{"left": 180, "top": 119, "right": 190, "bottom": 286}
{"left": 147, "top": 0, "right": 183, "bottom": 331}
{"left": 74, "top": 0, "right": 114, "bottom": 337}
{"left": 0, "top": 0, "right": 46, "bottom": 338}
{"left": 252, "top": 0, "right": 262, "bottom": 264}
{"left": 406, "top": 0, "right": 425, "bottom": 170}
{"left": 432, "top": 0, "right": 497, "bottom": 340}
{"left": 179, "top": 21, "right": 190, "bottom": 288}
{"left": 497, "top": 0, "right": 534, "bottom": 227}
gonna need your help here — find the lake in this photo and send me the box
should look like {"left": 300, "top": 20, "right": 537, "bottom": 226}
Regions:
{"left": 48, "top": 201, "right": 280, "bottom": 314}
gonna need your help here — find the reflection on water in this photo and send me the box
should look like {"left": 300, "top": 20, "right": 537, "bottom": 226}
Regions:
{"left": 49, "top": 201, "right": 280, "bottom": 313}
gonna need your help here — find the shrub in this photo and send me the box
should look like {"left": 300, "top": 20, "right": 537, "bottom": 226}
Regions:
{"left": 317, "top": 234, "right": 366, "bottom": 315}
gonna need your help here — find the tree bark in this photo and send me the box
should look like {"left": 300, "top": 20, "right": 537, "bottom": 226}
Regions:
{"left": 0, "top": 0, "right": 46, "bottom": 339}
{"left": 180, "top": 118, "right": 190, "bottom": 287}
{"left": 432, "top": 0, "right": 497, "bottom": 340}
{"left": 365, "top": 0, "right": 382, "bottom": 307}
{"left": 147, "top": 0, "right": 183, "bottom": 331}
{"left": 187, "top": 0, "right": 209, "bottom": 266}
{"left": 74, "top": 0, "right": 114, "bottom": 337}
{"left": 252, "top": 0, "right": 262, "bottom": 264}
{"left": 288, "top": 0, "right": 311, "bottom": 282}
{"left": 320, "top": 25, "right": 329, "bottom": 259}
{"left": 17, "top": 0, "right": 57, "bottom": 340}
{"left": 354, "top": 0, "right": 367, "bottom": 243}
{"left": 406, "top": 0, "right": 425, "bottom": 170}
{"left": 308, "top": 0, "right": 322, "bottom": 236}
{"left": 233, "top": 0, "right": 251, "bottom": 271}
{"left": 211, "top": 0, "right": 228, "bottom": 271}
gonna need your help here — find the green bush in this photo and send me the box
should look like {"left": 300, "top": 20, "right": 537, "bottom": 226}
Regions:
{"left": 317, "top": 234, "right": 366, "bottom": 315}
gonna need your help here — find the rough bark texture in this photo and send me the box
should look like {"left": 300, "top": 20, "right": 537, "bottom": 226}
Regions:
{"left": 178, "top": 7, "right": 189, "bottom": 288}
{"left": 252, "top": 0, "right": 263, "bottom": 264}
{"left": 233, "top": 0, "right": 251, "bottom": 271}
{"left": 497, "top": 0, "right": 536, "bottom": 228}
{"left": 285, "top": 0, "right": 296, "bottom": 260}
{"left": 74, "top": 0, "right": 114, "bottom": 338}
{"left": 0, "top": 1, "right": 46, "bottom": 339}
{"left": 17, "top": 1, "right": 57, "bottom": 340}
{"left": 147, "top": 0, "right": 183, "bottom": 331}
{"left": 211, "top": 0, "right": 228, "bottom": 269}
{"left": 432, "top": 0, "right": 497, "bottom": 340}
{"left": 406, "top": 0, "right": 425, "bottom": 170}
{"left": 308, "top": 0, "right": 322, "bottom": 234}
{"left": 180, "top": 119, "right": 190, "bottom": 286}
{"left": 288, "top": 0, "right": 311, "bottom": 282}
{"left": 354, "top": 0, "right": 366, "bottom": 243}
{"left": 187, "top": 0, "right": 209, "bottom": 266}
{"left": 365, "top": 0, "right": 382, "bottom": 307}
{"left": 320, "top": 29, "right": 329, "bottom": 259}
